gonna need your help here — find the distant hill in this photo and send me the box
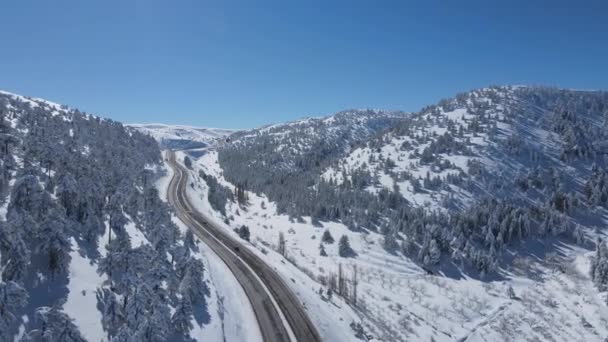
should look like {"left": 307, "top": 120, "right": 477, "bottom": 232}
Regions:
{"left": 129, "top": 123, "right": 235, "bottom": 150}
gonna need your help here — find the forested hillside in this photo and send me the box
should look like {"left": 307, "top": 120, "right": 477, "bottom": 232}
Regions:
{"left": 218, "top": 109, "right": 408, "bottom": 219}
{"left": 0, "top": 91, "right": 208, "bottom": 341}
{"left": 218, "top": 86, "right": 608, "bottom": 276}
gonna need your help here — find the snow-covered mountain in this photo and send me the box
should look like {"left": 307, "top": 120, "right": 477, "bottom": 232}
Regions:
{"left": 218, "top": 86, "right": 608, "bottom": 272}
{"left": 0, "top": 91, "right": 214, "bottom": 341}
{"left": 3, "top": 86, "right": 608, "bottom": 342}
{"left": 183, "top": 86, "right": 608, "bottom": 341}
{"left": 129, "top": 123, "right": 235, "bottom": 150}
{"left": 327, "top": 86, "right": 608, "bottom": 211}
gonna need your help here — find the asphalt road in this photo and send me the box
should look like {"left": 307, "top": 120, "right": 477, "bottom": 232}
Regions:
{"left": 166, "top": 151, "right": 321, "bottom": 342}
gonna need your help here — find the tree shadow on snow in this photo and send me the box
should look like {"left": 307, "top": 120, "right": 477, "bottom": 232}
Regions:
{"left": 417, "top": 234, "right": 588, "bottom": 283}
{"left": 12, "top": 255, "right": 71, "bottom": 336}
{"left": 193, "top": 284, "right": 211, "bottom": 326}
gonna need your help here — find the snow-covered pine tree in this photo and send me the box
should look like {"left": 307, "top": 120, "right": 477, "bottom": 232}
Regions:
{"left": 338, "top": 235, "right": 355, "bottom": 257}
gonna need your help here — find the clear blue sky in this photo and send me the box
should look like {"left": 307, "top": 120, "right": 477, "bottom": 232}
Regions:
{"left": 1, "top": 0, "right": 607, "bottom": 128}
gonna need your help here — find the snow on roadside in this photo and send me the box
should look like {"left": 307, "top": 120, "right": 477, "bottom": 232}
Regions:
{"left": 179, "top": 150, "right": 364, "bottom": 341}
{"left": 155, "top": 153, "right": 174, "bottom": 202}
{"left": 157, "top": 155, "right": 262, "bottom": 342}
{"left": 171, "top": 215, "right": 264, "bottom": 342}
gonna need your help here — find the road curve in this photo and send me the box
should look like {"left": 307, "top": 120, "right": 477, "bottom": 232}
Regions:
{"left": 166, "top": 151, "right": 321, "bottom": 342}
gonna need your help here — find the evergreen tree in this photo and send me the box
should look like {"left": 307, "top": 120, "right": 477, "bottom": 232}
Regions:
{"left": 179, "top": 258, "right": 208, "bottom": 305}
{"left": 36, "top": 209, "right": 71, "bottom": 275}
{"left": 171, "top": 297, "right": 194, "bottom": 335}
{"left": 319, "top": 242, "right": 327, "bottom": 257}
{"left": 184, "top": 156, "right": 193, "bottom": 169}
{"left": 0, "top": 281, "right": 28, "bottom": 341}
{"left": 97, "top": 288, "right": 124, "bottom": 340}
{"left": 277, "top": 232, "right": 286, "bottom": 256}
{"left": 338, "top": 235, "right": 355, "bottom": 257}
{"left": 321, "top": 229, "right": 335, "bottom": 244}
{"left": 591, "top": 240, "right": 608, "bottom": 291}
{"left": 26, "top": 307, "right": 86, "bottom": 342}
{"left": 383, "top": 233, "right": 399, "bottom": 253}
{"left": 184, "top": 229, "right": 197, "bottom": 252}
{"left": 238, "top": 225, "right": 250, "bottom": 241}
{"left": 112, "top": 326, "right": 137, "bottom": 342}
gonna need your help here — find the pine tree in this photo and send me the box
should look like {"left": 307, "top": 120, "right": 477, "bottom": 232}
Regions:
{"left": 97, "top": 288, "right": 124, "bottom": 340}
{"left": 171, "top": 297, "right": 194, "bottom": 335}
{"left": 278, "top": 232, "right": 286, "bottom": 256}
{"left": 338, "top": 235, "right": 355, "bottom": 258}
{"left": 238, "top": 225, "right": 250, "bottom": 241}
{"left": 591, "top": 240, "right": 608, "bottom": 291}
{"left": 184, "top": 156, "right": 193, "bottom": 169}
{"left": 423, "top": 239, "right": 441, "bottom": 266}
{"left": 179, "top": 258, "right": 208, "bottom": 305}
{"left": 321, "top": 229, "right": 335, "bottom": 244}
{"left": 0, "top": 226, "right": 29, "bottom": 282}
{"left": 112, "top": 326, "right": 137, "bottom": 342}
{"left": 507, "top": 285, "right": 517, "bottom": 299}
{"left": 135, "top": 318, "right": 167, "bottom": 342}
{"left": 401, "top": 238, "right": 416, "bottom": 258}
{"left": 319, "top": 242, "right": 327, "bottom": 257}
{"left": 0, "top": 281, "right": 28, "bottom": 341}
{"left": 383, "top": 233, "right": 398, "bottom": 253}
{"left": 27, "top": 307, "right": 86, "bottom": 342}
{"left": 36, "top": 209, "right": 71, "bottom": 275}
{"left": 184, "top": 229, "right": 197, "bottom": 252}
{"left": 352, "top": 264, "right": 358, "bottom": 306}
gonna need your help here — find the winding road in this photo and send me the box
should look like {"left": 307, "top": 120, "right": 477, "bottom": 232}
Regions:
{"left": 166, "top": 151, "right": 321, "bottom": 342}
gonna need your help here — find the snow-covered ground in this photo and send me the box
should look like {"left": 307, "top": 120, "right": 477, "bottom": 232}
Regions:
{"left": 63, "top": 238, "right": 107, "bottom": 342}
{"left": 178, "top": 149, "right": 608, "bottom": 342}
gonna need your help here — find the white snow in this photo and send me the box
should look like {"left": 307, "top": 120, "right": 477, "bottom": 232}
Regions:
{"left": 129, "top": 123, "right": 235, "bottom": 149}
{"left": 182, "top": 151, "right": 379, "bottom": 341}
{"left": 182, "top": 146, "right": 608, "bottom": 342}
{"left": 124, "top": 215, "right": 150, "bottom": 247}
{"left": 0, "top": 90, "right": 71, "bottom": 118}
{"left": 63, "top": 238, "right": 107, "bottom": 342}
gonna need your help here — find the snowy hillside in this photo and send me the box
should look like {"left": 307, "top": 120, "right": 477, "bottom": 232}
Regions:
{"left": 129, "top": 123, "right": 235, "bottom": 150}
{"left": 185, "top": 144, "right": 608, "bottom": 342}
{"left": 0, "top": 91, "right": 218, "bottom": 341}
{"left": 219, "top": 109, "right": 409, "bottom": 215}
{"left": 185, "top": 86, "right": 608, "bottom": 341}
{"left": 326, "top": 86, "right": 608, "bottom": 211}
{"left": 3, "top": 86, "right": 608, "bottom": 341}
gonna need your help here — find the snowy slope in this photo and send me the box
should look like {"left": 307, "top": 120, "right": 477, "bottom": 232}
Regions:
{"left": 185, "top": 148, "right": 608, "bottom": 342}
{"left": 324, "top": 86, "right": 607, "bottom": 211}
{"left": 186, "top": 86, "right": 608, "bottom": 341}
{"left": 177, "top": 150, "right": 364, "bottom": 341}
{"left": 129, "top": 123, "right": 235, "bottom": 150}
